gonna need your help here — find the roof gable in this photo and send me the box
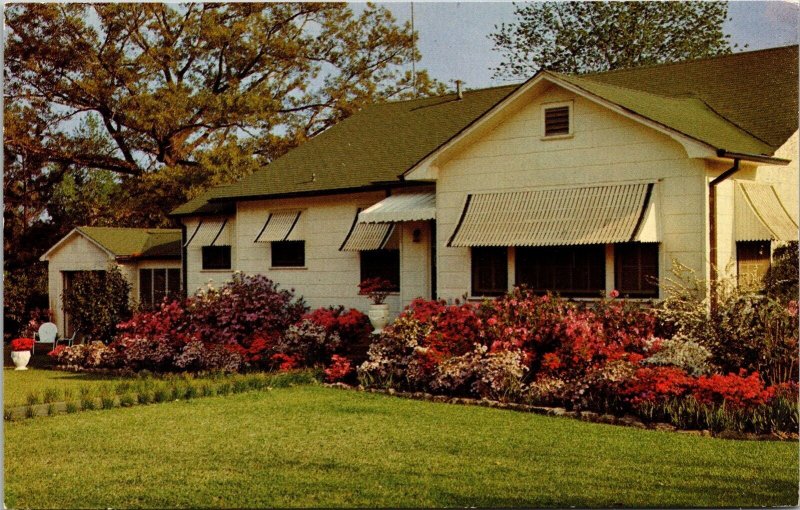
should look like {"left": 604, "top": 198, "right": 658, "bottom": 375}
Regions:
{"left": 41, "top": 227, "right": 182, "bottom": 261}
{"left": 582, "top": 45, "right": 798, "bottom": 151}
{"left": 173, "top": 46, "right": 798, "bottom": 216}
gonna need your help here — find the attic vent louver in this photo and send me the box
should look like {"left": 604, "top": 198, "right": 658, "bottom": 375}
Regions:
{"left": 544, "top": 106, "right": 570, "bottom": 136}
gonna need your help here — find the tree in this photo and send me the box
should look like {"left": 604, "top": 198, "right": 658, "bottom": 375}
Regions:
{"left": 4, "top": 3, "right": 445, "bottom": 222}
{"left": 490, "top": 2, "right": 735, "bottom": 79}
{"left": 6, "top": 3, "right": 441, "bottom": 175}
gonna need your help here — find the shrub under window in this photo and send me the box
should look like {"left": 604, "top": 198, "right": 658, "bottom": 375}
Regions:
{"left": 360, "top": 250, "right": 400, "bottom": 291}
{"left": 472, "top": 247, "right": 508, "bottom": 296}
{"left": 515, "top": 245, "right": 604, "bottom": 297}
{"left": 272, "top": 241, "right": 305, "bottom": 267}
{"left": 202, "top": 245, "right": 231, "bottom": 270}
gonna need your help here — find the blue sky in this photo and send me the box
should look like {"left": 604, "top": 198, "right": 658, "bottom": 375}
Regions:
{"left": 365, "top": 1, "right": 800, "bottom": 89}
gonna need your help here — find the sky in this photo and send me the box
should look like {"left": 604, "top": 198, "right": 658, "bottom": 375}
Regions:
{"left": 363, "top": 1, "right": 800, "bottom": 90}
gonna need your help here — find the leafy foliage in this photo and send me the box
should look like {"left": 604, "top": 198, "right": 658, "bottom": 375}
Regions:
{"left": 4, "top": 3, "right": 445, "bottom": 220}
{"left": 764, "top": 241, "right": 799, "bottom": 304}
{"left": 490, "top": 1, "right": 733, "bottom": 78}
{"left": 656, "top": 263, "right": 798, "bottom": 384}
{"left": 61, "top": 267, "right": 132, "bottom": 342}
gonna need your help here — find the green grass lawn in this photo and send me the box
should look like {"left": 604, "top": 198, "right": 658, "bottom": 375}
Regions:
{"left": 3, "top": 368, "right": 128, "bottom": 407}
{"left": 5, "top": 382, "right": 798, "bottom": 508}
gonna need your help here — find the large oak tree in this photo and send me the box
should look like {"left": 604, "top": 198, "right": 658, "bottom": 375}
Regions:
{"left": 6, "top": 3, "right": 440, "bottom": 177}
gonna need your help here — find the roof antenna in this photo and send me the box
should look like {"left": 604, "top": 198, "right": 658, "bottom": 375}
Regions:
{"left": 411, "top": 2, "right": 417, "bottom": 98}
{"left": 455, "top": 79, "right": 463, "bottom": 100}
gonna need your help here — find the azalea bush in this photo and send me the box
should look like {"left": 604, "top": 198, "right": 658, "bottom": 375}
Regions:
{"left": 189, "top": 273, "right": 307, "bottom": 346}
{"left": 51, "top": 273, "right": 347, "bottom": 375}
{"left": 358, "top": 287, "right": 799, "bottom": 434}
{"left": 305, "top": 306, "right": 372, "bottom": 347}
{"left": 358, "top": 277, "right": 394, "bottom": 305}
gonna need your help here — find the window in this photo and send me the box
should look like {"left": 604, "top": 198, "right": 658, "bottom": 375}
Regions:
{"left": 202, "top": 245, "right": 231, "bottom": 270}
{"left": 544, "top": 104, "right": 571, "bottom": 137}
{"left": 737, "top": 241, "right": 770, "bottom": 291}
{"left": 614, "top": 243, "right": 659, "bottom": 298}
{"left": 472, "top": 247, "right": 508, "bottom": 296}
{"left": 139, "top": 268, "right": 181, "bottom": 308}
{"left": 360, "top": 250, "right": 400, "bottom": 291}
{"left": 271, "top": 241, "right": 305, "bottom": 268}
{"left": 516, "top": 245, "right": 604, "bottom": 297}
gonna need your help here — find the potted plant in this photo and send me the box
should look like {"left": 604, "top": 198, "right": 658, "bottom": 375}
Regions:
{"left": 10, "top": 337, "right": 34, "bottom": 370}
{"left": 359, "top": 278, "right": 394, "bottom": 334}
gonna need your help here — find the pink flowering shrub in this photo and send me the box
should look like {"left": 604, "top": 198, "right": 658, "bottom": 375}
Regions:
{"left": 357, "top": 288, "right": 798, "bottom": 433}
{"left": 270, "top": 319, "right": 341, "bottom": 368}
{"left": 173, "top": 341, "right": 244, "bottom": 373}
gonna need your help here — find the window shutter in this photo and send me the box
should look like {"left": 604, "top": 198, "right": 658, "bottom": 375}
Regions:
{"left": 544, "top": 106, "right": 570, "bottom": 136}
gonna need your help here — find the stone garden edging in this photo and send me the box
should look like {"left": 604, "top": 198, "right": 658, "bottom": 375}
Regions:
{"left": 322, "top": 382, "right": 799, "bottom": 442}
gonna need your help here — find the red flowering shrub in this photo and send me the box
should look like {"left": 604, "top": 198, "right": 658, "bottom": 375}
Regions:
{"left": 407, "top": 298, "right": 484, "bottom": 361}
{"left": 117, "top": 299, "right": 194, "bottom": 345}
{"left": 48, "top": 345, "right": 66, "bottom": 359}
{"left": 622, "top": 366, "right": 696, "bottom": 405}
{"left": 358, "top": 278, "right": 394, "bottom": 305}
{"left": 305, "top": 306, "right": 372, "bottom": 346}
{"left": 692, "top": 370, "right": 774, "bottom": 409}
{"left": 188, "top": 273, "right": 307, "bottom": 346}
{"left": 10, "top": 337, "right": 34, "bottom": 351}
{"left": 324, "top": 355, "right": 353, "bottom": 382}
{"left": 271, "top": 353, "right": 301, "bottom": 371}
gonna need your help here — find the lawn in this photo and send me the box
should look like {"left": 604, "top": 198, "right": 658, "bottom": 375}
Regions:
{"left": 3, "top": 368, "right": 128, "bottom": 407}
{"left": 5, "top": 382, "right": 799, "bottom": 508}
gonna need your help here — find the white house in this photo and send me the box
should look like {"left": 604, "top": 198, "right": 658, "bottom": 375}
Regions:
{"left": 40, "top": 227, "right": 182, "bottom": 336}
{"left": 164, "top": 46, "right": 797, "bottom": 315}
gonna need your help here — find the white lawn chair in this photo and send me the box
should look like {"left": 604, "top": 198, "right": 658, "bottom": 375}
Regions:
{"left": 58, "top": 329, "right": 79, "bottom": 348}
{"left": 32, "top": 322, "right": 57, "bottom": 355}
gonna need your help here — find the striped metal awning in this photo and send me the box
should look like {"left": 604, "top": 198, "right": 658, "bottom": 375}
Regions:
{"left": 254, "top": 211, "right": 303, "bottom": 243}
{"left": 184, "top": 218, "right": 232, "bottom": 247}
{"left": 735, "top": 181, "right": 798, "bottom": 241}
{"left": 340, "top": 208, "right": 398, "bottom": 251}
{"left": 447, "top": 182, "right": 657, "bottom": 247}
{"left": 358, "top": 192, "right": 436, "bottom": 223}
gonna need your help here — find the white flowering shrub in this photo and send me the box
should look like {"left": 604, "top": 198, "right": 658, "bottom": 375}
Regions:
{"left": 644, "top": 335, "right": 713, "bottom": 376}
{"left": 430, "top": 344, "right": 527, "bottom": 402}
{"left": 358, "top": 315, "right": 433, "bottom": 390}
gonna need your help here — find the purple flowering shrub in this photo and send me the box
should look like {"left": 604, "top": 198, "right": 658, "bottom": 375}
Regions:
{"left": 188, "top": 273, "right": 307, "bottom": 346}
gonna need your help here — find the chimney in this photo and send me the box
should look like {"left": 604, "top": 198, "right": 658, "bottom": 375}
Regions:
{"left": 455, "top": 80, "right": 463, "bottom": 100}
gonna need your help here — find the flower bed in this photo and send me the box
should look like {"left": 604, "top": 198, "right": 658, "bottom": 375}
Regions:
{"left": 358, "top": 288, "right": 799, "bottom": 435}
{"left": 50, "top": 273, "right": 370, "bottom": 380}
